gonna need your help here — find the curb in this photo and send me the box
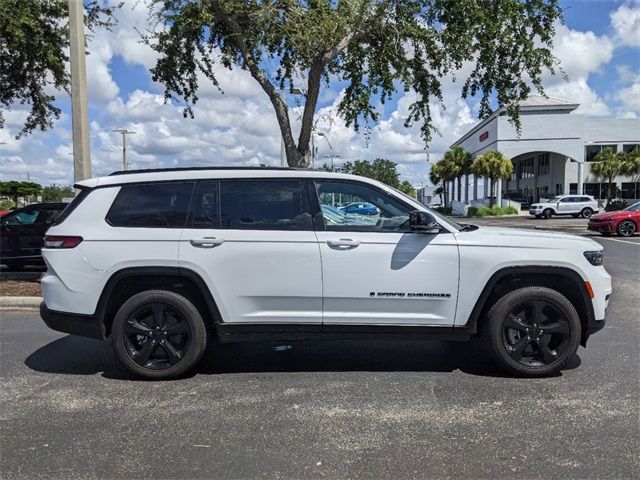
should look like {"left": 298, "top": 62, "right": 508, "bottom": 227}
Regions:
{"left": 534, "top": 225, "right": 586, "bottom": 232}
{"left": 0, "top": 296, "right": 42, "bottom": 310}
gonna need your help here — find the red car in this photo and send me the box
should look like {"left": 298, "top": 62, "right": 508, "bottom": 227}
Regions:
{"left": 588, "top": 202, "right": 640, "bottom": 237}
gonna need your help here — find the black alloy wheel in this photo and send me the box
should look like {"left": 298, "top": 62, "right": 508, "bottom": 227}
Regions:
{"left": 482, "top": 286, "right": 581, "bottom": 377}
{"left": 112, "top": 290, "right": 207, "bottom": 379}
{"left": 502, "top": 300, "right": 571, "bottom": 367}
{"left": 581, "top": 208, "right": 593, "bottom": 219}
{"left": 123, "top": 303, "right": 191, "bottom": 370}
{"left": 617, "top": 220, "right": 636, "bottom": 237}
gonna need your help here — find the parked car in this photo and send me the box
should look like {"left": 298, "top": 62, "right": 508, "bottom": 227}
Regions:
{"left": 40, "top": 167, "right": 610, "bottom": 379}
{"left": 0, "top": 202, "right": 68, "bottom": 270}
{"left": 588, "top": 202, "right": 640, "bottom": 237}
{"left": 339, "top": 202, "right": 379, "bottom": 215}
{"left": 529, "top": 195, "right": 599, "bottom": 219}
{"left": 0, "top": 209, "right": 10, "bottom": 218}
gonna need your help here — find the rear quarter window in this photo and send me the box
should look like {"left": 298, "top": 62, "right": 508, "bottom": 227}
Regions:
{"left": 106, "top": 182, "right": 194, "bottom": 228}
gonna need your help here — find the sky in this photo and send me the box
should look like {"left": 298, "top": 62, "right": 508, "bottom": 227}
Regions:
{"left": 0, "top": 0, "right": 639, "bottom": 187}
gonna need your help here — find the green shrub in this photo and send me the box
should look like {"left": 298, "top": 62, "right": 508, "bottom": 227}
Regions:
{"left": 467, "top": 205, "right": 518, "bottom": 217}
{"left": 0, "top": 199, "right": 15, "bottom": 210}
{"left": 503, "top": 205, "right": 518, "bottom": 215}
{"left": 434, "top": 206, "right": 452, "bottom": 215}
{"left": 605, "top": 199, "right": 627, "bottom": 212}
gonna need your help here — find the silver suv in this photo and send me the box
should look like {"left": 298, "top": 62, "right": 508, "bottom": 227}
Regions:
{"left": 529, "top": 195, "right": 600, "bottom": 219}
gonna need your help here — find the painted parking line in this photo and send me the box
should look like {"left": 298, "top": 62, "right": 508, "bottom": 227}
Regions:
{"left": 598, "top": 237, "right": 640, "bottom": 246}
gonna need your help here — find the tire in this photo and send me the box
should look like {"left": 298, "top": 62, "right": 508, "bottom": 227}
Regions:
{"left": 543, "top": 209, "right": 553, "bottom": 219}
{"left": 534, "top": 215, "right": 542, "bottom": 219}
{"left": 617, "top": 220, "right": 636, "bottom": 237}
{"left": 580, "top": 207, "right": 593, "bottom": 219}
{"left": 481, "top": 286, "right": 581, "bottom": 377}
{"left": 111, "top": 290, "right": 208, "bottom": 380}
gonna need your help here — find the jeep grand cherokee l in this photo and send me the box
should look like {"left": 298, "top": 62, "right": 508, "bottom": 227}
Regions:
{"left": 40, "top": 167, "right": 611, "bottom": 379}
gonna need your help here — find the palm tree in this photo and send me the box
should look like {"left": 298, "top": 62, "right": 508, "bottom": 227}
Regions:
{"left": 590, "top": 148, "right": 624, "bottom": 204}
{"left": 470, "top": 151, "right": 513, "bottom": 207}
{"left": 429, "top": 162, "right": 446, "bottom": 207}
{"left": 430, "top": 158, "right": 458, "bottom": 207}
{"left": 444, "top": 146, "right": 472, "bottom": 202}
{"left": 622, "top": 146, "right": 640, "bottom": 180}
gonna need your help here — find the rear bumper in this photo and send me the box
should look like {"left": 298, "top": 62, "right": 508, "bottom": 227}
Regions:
{"left": 40, "top": 302, "right": 106, "bottom": 340}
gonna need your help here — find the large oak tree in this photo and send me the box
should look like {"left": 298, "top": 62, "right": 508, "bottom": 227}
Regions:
{"left": 149, "top": 0, "right": 563, "bottom": 167}
{"left": 0, "top": 0, "right": 118, "bottom": 137}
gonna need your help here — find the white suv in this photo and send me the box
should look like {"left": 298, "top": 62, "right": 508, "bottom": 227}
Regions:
{"left": 529, "top": 195, "right": 600, "bottom": 219}
{"left": 40, "top": 168, "right": 611, "bottom": 379}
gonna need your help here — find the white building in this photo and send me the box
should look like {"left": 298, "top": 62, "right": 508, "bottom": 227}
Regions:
{"left": 448, "top": 96, "right": 640, "bottom": 205}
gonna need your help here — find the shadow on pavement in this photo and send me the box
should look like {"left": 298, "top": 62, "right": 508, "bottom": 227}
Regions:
{"left": 24, "top": 334, "right": 581, "bottom": 380}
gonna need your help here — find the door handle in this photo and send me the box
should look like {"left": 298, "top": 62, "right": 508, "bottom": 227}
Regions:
{"left": 190, "top": 237, "right": 225, "bottom": 248}
{"left": 327, "top": 238, "right": 361, "bottom": 248}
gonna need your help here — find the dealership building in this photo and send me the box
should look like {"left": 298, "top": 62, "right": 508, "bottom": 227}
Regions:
{"left": 446, "top": 96, "right": 640, "bottom": 206}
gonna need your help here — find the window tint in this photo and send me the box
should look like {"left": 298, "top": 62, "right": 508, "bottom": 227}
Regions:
{"left": 314, "top": 180, "right": 411, "bottom": 232}
{"left": 106, "top": 182, "right": 193, "bottom": 228}
{"left": 220, "top": 180, "right": 312, "bottom": 230}
{"left": 190, "top": 181, "right": 219, "bottom": 228}
{"left": 36, "top": 208, "right": 63, "bottom": 224}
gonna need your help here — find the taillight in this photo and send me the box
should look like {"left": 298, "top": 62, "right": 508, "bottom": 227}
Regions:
{"left": 43, "top": 235, "right": 83, "bottom": 249}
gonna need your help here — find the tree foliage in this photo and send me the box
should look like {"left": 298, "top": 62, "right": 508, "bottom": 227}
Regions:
{"left": 0, "top": 180, "right": 42, "bottom": 205}
{"left": 339, "top": 158, "right": 404, "bottom": 188}
{"left": 399, "top": 180, "right": 416, "bottom": 197}
{"left": 148, "top": 0, "right": 563, "bottom": 167}
{"left": 590, "top": 148, "right": 625, "bottom": 203}
{"left": 443, "top": 146, "right": 472, "bottom": 202}
{"left": 429, "top": 157, "right": 458, "bottom": 207}
{"left": 42, "top": 184, "right": 75, "bottom": 202}
{"left": 470, "top": 151, "right": 513, "bottom": 206}
{"left": 0, "top": 0, "right": 119, "bottom": 137}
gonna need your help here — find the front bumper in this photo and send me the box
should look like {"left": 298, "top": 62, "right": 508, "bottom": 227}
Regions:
{"left": 40, "top": 302, "right": 106, "bottom": 340}
{"left": 588, "top": 221, "right": 614, "bottom": 233}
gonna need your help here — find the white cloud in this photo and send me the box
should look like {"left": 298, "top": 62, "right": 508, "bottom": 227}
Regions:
{"left": 610, "top": 0, "right": 640, "bottom": 47}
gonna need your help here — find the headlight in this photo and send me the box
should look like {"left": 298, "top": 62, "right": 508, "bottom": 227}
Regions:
{"left": 584, "top": 251, "right": 604, "bottom": 266}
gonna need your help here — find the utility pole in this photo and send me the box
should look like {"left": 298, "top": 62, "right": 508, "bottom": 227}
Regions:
{"left": 113, "top": 129, "right": 136, "bottom": 171}
{"left": 69, "top": 0, "right": 91, "bottom": 181}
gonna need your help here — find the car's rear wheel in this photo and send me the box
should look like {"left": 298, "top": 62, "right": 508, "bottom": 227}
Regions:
{"left": 112, "top": 290, "right": 207, "bottom": 380}
{"left": 617, "top": 220, "right": 636, "bottom": 237}
{"left": 543, "top": 209, "right": 553, "bottom": 219}
{"left": 581, "top": 207, "right": 593, "bottom": 219}
{"left": 482, "top": 286, "right": 581, "bottom": 377}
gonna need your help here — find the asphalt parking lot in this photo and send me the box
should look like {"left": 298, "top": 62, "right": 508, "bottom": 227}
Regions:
{"left": 1, "top": 218, "right": 639, "bottom": 479}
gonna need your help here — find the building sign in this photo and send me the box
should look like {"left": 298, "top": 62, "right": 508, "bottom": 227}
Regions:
{"left": 479, "top": 131, "right": 489, "bottom": 142}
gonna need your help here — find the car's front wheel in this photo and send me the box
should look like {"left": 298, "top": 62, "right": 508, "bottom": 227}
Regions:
{"left": 581, "top": 207, "right": 594, "bottom": 219}
{"left": 482, "top": 286, "right": 581, "bottom": 377}
{"left": 112, "top": 290, "right": 207, "bottom": 380}
{"left": 617, "top": 220, "right": 636, "bottom": 237}
{"left": 543, "top": 209, "right": 554, "bottom": 219}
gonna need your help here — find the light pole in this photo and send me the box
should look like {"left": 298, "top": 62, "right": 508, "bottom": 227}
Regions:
{"left": 69, "top": 0, "right": 91, "bottom": 181}
{"left": 113, "top": 129, "right": 136, "bottom": 171}
{"left": 324, "top": 153, "right": 341, "bottom": 171}
{"left": 311, "top": 131, "right": 331, "bottom": 168}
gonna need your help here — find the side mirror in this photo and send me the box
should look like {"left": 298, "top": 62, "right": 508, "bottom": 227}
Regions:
{"left": 410, "top": 210, "right": 441, "bottom": 233}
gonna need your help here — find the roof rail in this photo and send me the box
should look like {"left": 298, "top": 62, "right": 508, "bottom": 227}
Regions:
{"left": 109, "top": 166, "right": 314, "bottom": 176}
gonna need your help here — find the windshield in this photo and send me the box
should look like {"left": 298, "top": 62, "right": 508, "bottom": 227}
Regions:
{"left": 547, "top": 196, "right": 562, "bottom": 203}
{"left": 624, "top": 202, "right": 640, "bottom": 212}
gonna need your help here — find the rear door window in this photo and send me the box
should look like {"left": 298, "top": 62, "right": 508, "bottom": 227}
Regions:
{"left": 190, "top": 180, "right": 219, "bottom": 228}
{"left": 106, "top": 182, "right": 194, "bottom": 228}
{"left": 219, "top": 180, "right": 312, "bottom": 230}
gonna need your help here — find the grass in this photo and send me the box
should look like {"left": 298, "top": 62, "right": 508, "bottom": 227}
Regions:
{"left": 467, "top": 205, "right": 519, "bottom": 217}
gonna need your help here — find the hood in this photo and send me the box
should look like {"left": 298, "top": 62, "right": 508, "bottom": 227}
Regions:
{"left": 457, "top": 226, "right": 602, "bottom": 250}
{"left": 591, "top": 211, "right": 621, "bottom": 220}
{"left": 530, "top": 201, "right": 554, "bottom": 207}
